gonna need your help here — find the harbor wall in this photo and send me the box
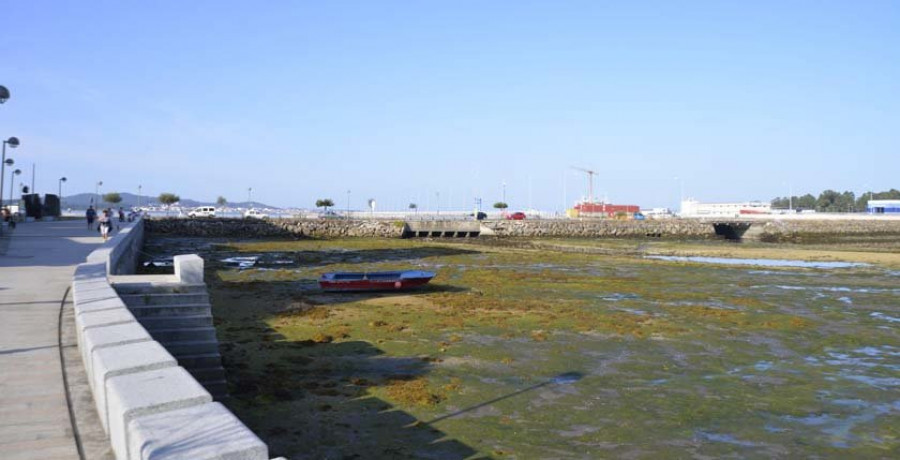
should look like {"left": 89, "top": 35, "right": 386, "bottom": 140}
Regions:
{"left": 71, "top": 217, "right": 271, "bottom": 460}
{"left": 144, "top": 217, "right": 900, "bottom": 241}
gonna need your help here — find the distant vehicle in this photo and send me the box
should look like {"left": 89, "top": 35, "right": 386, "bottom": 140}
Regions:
{"left": 244, "top": 209, "right": 268, "bottom": 219}
{"left": 470, "top": 211, "right": 488, "bottom": 220}
{"left": 319, "top": 210, "right": 341, "bottom": 219}
{"left": 633, "top": 212, "right": 646, "bottom": 220}
{"left": 188, "top": 206, "right": 216, "bottom": 218}
{"left": 507, "top": 212, "right": 526, "bottom": 220}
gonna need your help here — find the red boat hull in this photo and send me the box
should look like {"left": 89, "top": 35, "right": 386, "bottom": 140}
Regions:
{"left": 318, "top": 277, "right": 432, "bottom": 292}
{"left": 318, "top": 270, "right": 436, "bottom": 292}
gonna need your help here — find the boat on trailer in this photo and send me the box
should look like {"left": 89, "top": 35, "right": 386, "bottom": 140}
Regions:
{"left": 318, "top": 270, "right": 436, "bottom": 292}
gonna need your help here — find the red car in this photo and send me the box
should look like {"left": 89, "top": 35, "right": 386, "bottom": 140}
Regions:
{"left": 507, "top": 212, "right": 526, "bottom": 220}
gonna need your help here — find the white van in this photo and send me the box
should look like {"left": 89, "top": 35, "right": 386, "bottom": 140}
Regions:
{"left": 188, "top": 206, "right": 216, "bottom": 218}
{"left": 244, "top": 209, "right": 268, "bottom": 219}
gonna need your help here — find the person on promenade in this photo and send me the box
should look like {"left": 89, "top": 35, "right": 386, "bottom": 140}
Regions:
{"left": 98, "top": 209, "right": 111, "bottom": 242}
{"left": 86, "top": 205, "right": 97, "bottom": 230}
{"left": 118, "top": 207, "right": 125, "bottom": 222}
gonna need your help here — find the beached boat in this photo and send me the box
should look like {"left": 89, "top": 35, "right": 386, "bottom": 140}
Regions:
{"left": 318, "top": 270, "right": 435, "bottom": 292}
{"left": 221, "top": 256, "right": 259, "bottom": 269}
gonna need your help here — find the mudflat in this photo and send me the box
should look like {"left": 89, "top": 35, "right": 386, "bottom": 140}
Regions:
{"left": 143, "top": 234, "right": 900, "bottom": 459}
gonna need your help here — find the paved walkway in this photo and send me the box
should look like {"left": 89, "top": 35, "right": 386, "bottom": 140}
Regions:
{"left": 0, "top": 220, "right": 103, "bottom": 459}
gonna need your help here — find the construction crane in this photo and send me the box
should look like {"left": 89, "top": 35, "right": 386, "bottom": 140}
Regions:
{"left": 571, "top": 166, "right": 597, "bottom": 204}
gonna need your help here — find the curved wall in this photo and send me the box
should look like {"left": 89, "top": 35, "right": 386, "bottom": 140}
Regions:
{"left": 71, "top": 217, "right": 271, "bottom": 460}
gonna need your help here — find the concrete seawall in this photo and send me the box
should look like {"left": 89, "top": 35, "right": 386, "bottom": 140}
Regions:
{"left": 71, "top": 217, "right": 272, "bottom": 460}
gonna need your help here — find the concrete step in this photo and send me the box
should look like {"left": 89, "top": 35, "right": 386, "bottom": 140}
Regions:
{"left": 128, "top": 304, "right": 211, "bottom": 318}
{"left": 151, "top": 327, "right": 219, "bottom": 343}
{"left": 177, "top": 353, "right": 225, "bottom": 370}
{"left": 137, "top": 314, "right": 213, "bottom": 330}
{"left": 118, "top": 293, "right": 210, "bottom": 307}
{"left": 163, "top": 340, "right": 221, "bottom": 357}
{"left": 113, "top": 282, "right": 208, "bottom": 295}
{"left": 202, "top": 380, "right": 229, "bottom": 400}
{"left": 186, "top": 366, "right": 227, "bottom": 383}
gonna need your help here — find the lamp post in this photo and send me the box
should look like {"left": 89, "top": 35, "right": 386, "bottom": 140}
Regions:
{"left": 138, "top": 185, "right": 142, "bottom": 209}
{"left": 1, "top": 136, "right": 20, "bottom": 208}
{"left": 96, "top": 181, "right": 103, "bottom": 206}
{"left": 10, "top": 168, "right": 21, "bottom": 209}
{"left": 58, "top": 177, "right": 67, "bottom": 209}
{"left": 789, "top": 183, "right": 793, "bottom": 211}
{"left": 346, "top": 190, "right": 351, "bottom": 218}
{"left": 674, "top": 176, "right": 684, "bottom": 214}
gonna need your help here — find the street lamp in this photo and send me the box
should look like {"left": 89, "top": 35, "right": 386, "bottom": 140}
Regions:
{"left": 247, "top": 187, "right": 252, "bottom": 206}
{"left": 0, "top": 85, "right": 9, "bottom": 104}
{"left": 138, "top": 185, "right": 142, "bottom": 209}
{"left": 58, "top": 177, "right": 67, "bottom": 209}
{"left": 10, "top": 168, "right": 21, "bottom": 208}
{"left": 346, "top": 190, "right": 351, "bottom": 218}
{"left": 1, "top": 136, "right": 20, "bottom": 208}
{"left": 96, "top": 181, "right": 103, "bottom": 206}
{"left": 674, "top": 176, "right": 684, "bottom": 214}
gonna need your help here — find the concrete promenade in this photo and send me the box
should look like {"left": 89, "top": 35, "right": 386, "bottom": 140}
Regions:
{"left": 0, "top": 220, "right": 103, "bottom": 459}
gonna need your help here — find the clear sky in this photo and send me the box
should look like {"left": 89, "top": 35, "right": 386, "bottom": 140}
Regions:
{"left": 2, "top": 1, "right": 898, "bottom": 211}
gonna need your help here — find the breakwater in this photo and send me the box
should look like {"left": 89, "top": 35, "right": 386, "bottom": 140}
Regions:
{"left": 144, "top": 217, "right": 900, "bottom": 241}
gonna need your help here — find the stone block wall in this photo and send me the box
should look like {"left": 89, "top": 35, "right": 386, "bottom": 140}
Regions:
{"left": 71, "top": 218, "right": 271, "bottom": 460}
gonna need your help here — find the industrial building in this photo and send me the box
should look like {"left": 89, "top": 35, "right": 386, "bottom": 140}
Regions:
{"left": 867, "top": 200, "right": 900, "bottom": 214}
{"left": 568, "top": 201, "right": 640, "bottom": 218}
{"left": 679, "top": 199, "right": 771, "bottom": 218}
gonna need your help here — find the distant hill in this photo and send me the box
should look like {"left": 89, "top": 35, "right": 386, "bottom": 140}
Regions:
{"left": 61, "top": 192, "right": 277, "bottom": 210}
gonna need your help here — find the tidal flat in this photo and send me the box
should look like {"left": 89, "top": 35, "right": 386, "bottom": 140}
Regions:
{"left": 143, "top": 235, "right": 900, "bottom": 459}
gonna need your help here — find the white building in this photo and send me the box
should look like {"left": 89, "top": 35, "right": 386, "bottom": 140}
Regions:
{"left": 867, "top": 200, "right": 900, "bottom": 215}
{"left": 680, "top": 199, "right": 771, "bottom": 218}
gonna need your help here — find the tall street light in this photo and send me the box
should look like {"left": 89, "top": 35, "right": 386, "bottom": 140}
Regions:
{"left": 346, "top": 190, "right": 351, "bottom": 218}
{"left": 674, "top": 176, "right": 684, "bottom": 214}
{"left": 1, "top": 136, "right": 20, "bottom": 208}
{"left": 58, "top": 177, "right": 67, "bottom": 209}
{"left": 247, "top": 187, "right": 252, "bottom": 206}
{"left": 96, "top": 181, "right": 103, "bottom": 206}
{"left": 10, "top": 168, "right": 21, "bottom": 208}
{"left": 138, "top": 185, "right": 142, "bottom": 209}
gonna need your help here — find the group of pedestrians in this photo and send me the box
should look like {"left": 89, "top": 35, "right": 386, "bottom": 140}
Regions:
{"left": 85, "top": 205, "right": 126, "bottom": 242}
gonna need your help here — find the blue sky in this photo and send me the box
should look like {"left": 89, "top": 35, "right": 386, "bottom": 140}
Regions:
{"left": 1, "top": 1, "right": 898, "bottom": 210}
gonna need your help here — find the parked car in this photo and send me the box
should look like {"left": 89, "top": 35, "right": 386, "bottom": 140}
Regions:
{"left": 469, "top": 211, "right": 488, "bottom": 220}
{"left": 188, "top": 206, "right": 216, "bottom": 218}
{"left": 244, "top": 209, "right": 268, "bottom": 219}
{"left": 633, "top": 212, "right": 646, "bottom": 220}
{"left": 319, "top": 210, "right": 342, "bottom": 219}
{"left": 507, "top": 212, "right": 526, "bottom": 220}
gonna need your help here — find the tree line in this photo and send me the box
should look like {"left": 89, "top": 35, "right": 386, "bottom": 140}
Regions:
{"left": 771, "top": 189, "right": 900, "bottom": 212}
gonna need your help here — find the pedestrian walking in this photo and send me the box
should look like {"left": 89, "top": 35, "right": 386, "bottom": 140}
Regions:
{"left": 86, "top": 206, "right": 97, "bottom": 230}
{"left": 99, "top": 209, "right": 111, "bottom": 242}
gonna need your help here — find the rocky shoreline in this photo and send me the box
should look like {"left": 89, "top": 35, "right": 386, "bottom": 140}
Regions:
{"left": 144, "top": 217, "right": 900, "bottom": 242}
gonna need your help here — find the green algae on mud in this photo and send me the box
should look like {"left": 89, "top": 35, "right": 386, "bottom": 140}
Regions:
{"left": 144, "top": 235, "right": 900, "bottom": 458}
